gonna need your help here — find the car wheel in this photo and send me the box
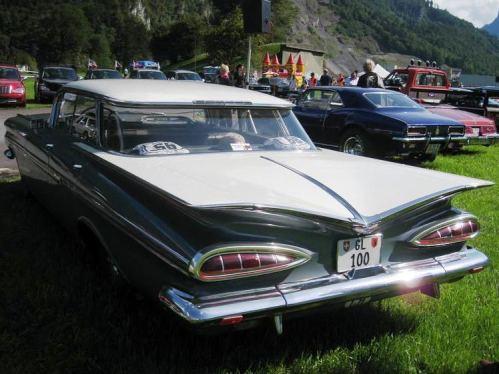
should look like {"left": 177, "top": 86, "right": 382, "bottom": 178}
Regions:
{"left": 340, "top": 129, "right": 376, "bottom": 157}
{"left": 78, "top": 229, "right": 127, "bottom": 286}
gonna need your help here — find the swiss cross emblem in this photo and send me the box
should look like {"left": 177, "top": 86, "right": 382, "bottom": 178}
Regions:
{"left": 343, "top": 241, "right": 351, "bottom": 252}
{"left": 371, "top": 237, "right": 378, "bottom": 247}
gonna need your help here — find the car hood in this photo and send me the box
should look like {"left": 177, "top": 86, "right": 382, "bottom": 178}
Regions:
{"left": 426, "top": 106, "right": 493, "bottom": 126}
{"left": 377, "top": 109, "right": 459, "bottom": 126}
{"left": 82, "top": 145, "right": 492, "bottom": 225}
{"left": 0, "top": 78, "right": 22, "bottom": 86}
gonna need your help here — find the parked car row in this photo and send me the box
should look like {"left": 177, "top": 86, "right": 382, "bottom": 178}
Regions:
{"left": 3, "top": 80, "right": 491, "bottom": 334}
{"left": 384, "top": 63, "right": 498, "bottom": 148}
{"left": 2, "top": 62, "right": 496, "bottom": 163}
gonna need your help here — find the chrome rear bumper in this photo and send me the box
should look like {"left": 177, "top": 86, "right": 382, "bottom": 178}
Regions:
{"left": 465, "top": 134, "right": 498, "bottom": 146}
{"left": 158, "top": 248, "right": 488, "bottom": 327}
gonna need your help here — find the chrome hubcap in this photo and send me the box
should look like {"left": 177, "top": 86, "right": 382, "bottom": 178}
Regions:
{"left": 343, "top": 136, "right": 364, "bottom": 155}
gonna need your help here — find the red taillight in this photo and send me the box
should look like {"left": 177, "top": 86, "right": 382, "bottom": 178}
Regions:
{"left": 200, "top": 253, "right": 295, "bottom": 277}
{"left": 190, "top": 244, "right": 311, "bottom": 281}
{"left": 412, "top": 217, "right": 479, "bottom": 247}
{"left": 219, "top": 315, "right": 244, "bottom": 326}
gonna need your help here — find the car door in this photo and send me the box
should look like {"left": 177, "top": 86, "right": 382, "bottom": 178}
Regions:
{"left": 12, "top": 117, "right": 54, "bottom": 208}
{"left": 293, "top": 89, "right": 329, "bottom": 143}
{"left": 45, "top": 92, "right": 97, "bottom": 226}
{"left": 323, "top": 90, "right": 349, "bottom": 146}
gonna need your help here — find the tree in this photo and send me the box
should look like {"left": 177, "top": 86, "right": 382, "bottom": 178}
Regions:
{"left": 204, "top": 7, "right": 246, "bottom": 65}
{"left": 88, "top": 33, "right": 113, "bottom": 68}
{"left": 151, "top": 15, "right": 207, "bottom": 64}
{"left": 37, "top": 4, "right": 92, "bottom": 67}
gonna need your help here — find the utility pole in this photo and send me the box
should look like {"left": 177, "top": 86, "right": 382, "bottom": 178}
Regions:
{"left": 246, "top": 35, "right": 252, "bottom": 87}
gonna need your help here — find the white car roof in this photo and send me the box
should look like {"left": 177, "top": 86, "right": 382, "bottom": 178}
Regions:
{"left": 65, "top": 80, "right": 292, "bottom": 107}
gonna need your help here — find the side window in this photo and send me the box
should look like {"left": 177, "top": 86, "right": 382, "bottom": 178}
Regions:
{"left": 100, "top": 106, "right": 122, "bottom": 152}
{"left": 55, "top": 92, "right": 77, "bottom": 129}
{"left": 416, "top": 73, "right": 446, "bottom": 87}
{"left": 70, "top": 95, "right": 97, "bottom": 144}
{"left": 329, "top": 91, "right": 344, "bottom": 107}
{"left": 303, "top": 90, "right": 336, "bottom": 110}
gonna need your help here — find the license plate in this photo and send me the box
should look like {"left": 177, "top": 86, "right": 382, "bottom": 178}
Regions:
{"left": 425, "top": 143, "right": 441, "bottom": 154}
{"left": 472, "top": 127, "right": 480, "bottom": 136}
{"left": 337, "top": 234, "right": 382, "bottom": 273}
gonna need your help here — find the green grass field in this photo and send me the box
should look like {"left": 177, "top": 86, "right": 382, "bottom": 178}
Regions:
{"left": 0, "top": 146, "right": 497, "bottom": 373}
{"left": 23, "top": 78, "right": 52, "bottom": 110}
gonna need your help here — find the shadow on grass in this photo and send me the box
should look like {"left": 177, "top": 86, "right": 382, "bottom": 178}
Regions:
{"left": 0, "top": 180, "right": 418, "bottom": 373}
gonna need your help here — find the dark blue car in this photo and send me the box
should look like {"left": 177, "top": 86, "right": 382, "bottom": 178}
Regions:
{"left": 293, "top": 87, "right": 467, "bottom": 161}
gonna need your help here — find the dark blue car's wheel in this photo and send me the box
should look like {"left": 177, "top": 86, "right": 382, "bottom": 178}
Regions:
{"left": 340, "top": 129, "right": 376, "bottom": 157}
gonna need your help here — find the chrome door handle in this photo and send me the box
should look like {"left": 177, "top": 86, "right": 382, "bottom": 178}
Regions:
{"left": 19, "top": 131, "right": 27, "bottom": 137}
{"left": 72, "top": 164, "right": 83, "bottom": 171}
{"left": 45, "top": 143, "right": 54, "bottom": 149}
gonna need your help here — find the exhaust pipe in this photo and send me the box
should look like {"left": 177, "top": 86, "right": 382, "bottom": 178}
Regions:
{"left": 3, "top": 148, "right": 15, "bottom": 160}
{"left": 420, "top": 283, "right": 440, "bottom": 299}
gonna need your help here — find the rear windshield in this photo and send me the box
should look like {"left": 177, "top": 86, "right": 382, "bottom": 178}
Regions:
{"left": 92, "top": 70, "right": 122, "bottom": 79}
{"left": 364, "top": 92, "right": 422, "bottom": 108}
{"left": 0, "top": 68, "right": 20, "bottom": 80}
{"left": 100, "top": 105, "right": 315, "bottom": 156}
{"left": 138, "top": 70, "right": 166, "bottom": 80}
{"left": 43, "top": 68, "right": 77, "bottom": 80}
{"left": 176, "top": 72, "right": 202, "bottom": 81}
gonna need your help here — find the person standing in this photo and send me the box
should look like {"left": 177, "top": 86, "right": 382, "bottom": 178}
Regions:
{"left": 233, "top": 64, "right": 246, "bottom": 88}
{"left": 337, "top": 73, "right": 345, "bottom": 87}
{"left": 346, "top": 70, "right": 358, "bottom": 86}
{"left": 217, "top": 64, "right": 231, "bottom": 86}
{"left": 357, "top": 59, "right": 384, "bottom": 88}
{"left": 309, "top": 72, "right": 317, "bottom": 87}
{"left": 319, "top": 69, "right": 332, "bottom": 86}
{"left": 289, "top": 73, "right": 297, "bottom": 92}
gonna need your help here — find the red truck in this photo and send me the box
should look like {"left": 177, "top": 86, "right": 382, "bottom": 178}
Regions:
{"left": 385, "top": 62, "right": 497, "bottom": 147}
{"left": 0, "top": 64, "right": 26, "bottom": 107}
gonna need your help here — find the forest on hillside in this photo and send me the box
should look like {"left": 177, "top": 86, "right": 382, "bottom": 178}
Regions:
{"left": 0, "top": 0, "right": 297, "bottom": 69}
{"left": 329, "top": 0, "right": 499, "bottom": 74}
{"left": 0, "top": 0, "right": 498, "bottom": 74}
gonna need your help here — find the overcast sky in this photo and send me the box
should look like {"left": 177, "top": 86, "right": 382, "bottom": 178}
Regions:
{"left": 433, "top": 0, "right": 499, "bottom": 27}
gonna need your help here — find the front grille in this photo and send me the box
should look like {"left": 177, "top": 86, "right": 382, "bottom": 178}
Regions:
{"left": 448, "top": 126, "right": 464, "bottom": 136}
{"left": 0, "top": 85, "right": 11, "bottom": 94}
{"left": 44, "top": 82, "right": 61, "bottom": 92}
{"left": 427, "top": 125, "right": 448, "bottom": 136}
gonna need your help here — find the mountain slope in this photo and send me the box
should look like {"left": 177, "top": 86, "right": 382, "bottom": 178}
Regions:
{"left": 483, "top": 11, "right": 499, "bottom": 37}
{"left": 288, "top": 0, "right": 499, "bottom": 74}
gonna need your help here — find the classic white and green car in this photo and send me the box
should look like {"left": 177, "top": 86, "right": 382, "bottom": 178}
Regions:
{"left": 4, "top": 80, "right": 491, "bottom": 333}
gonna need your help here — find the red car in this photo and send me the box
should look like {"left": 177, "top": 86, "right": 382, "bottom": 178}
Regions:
{"left": 0, "top": 65, "right": 26, "bottom": 107}
{"left": 385, "top": 63, "right": 498, "bottom": 148}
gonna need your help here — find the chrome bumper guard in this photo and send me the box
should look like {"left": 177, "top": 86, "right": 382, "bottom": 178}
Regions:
{"left": 392, "top": 136, "right": 468, "bottom": 143}
{"left": 159, "top": 248, "right": 488, "bottom": 325}
{"left": 465, "top": 134, "right": 499, "bottom": 145}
